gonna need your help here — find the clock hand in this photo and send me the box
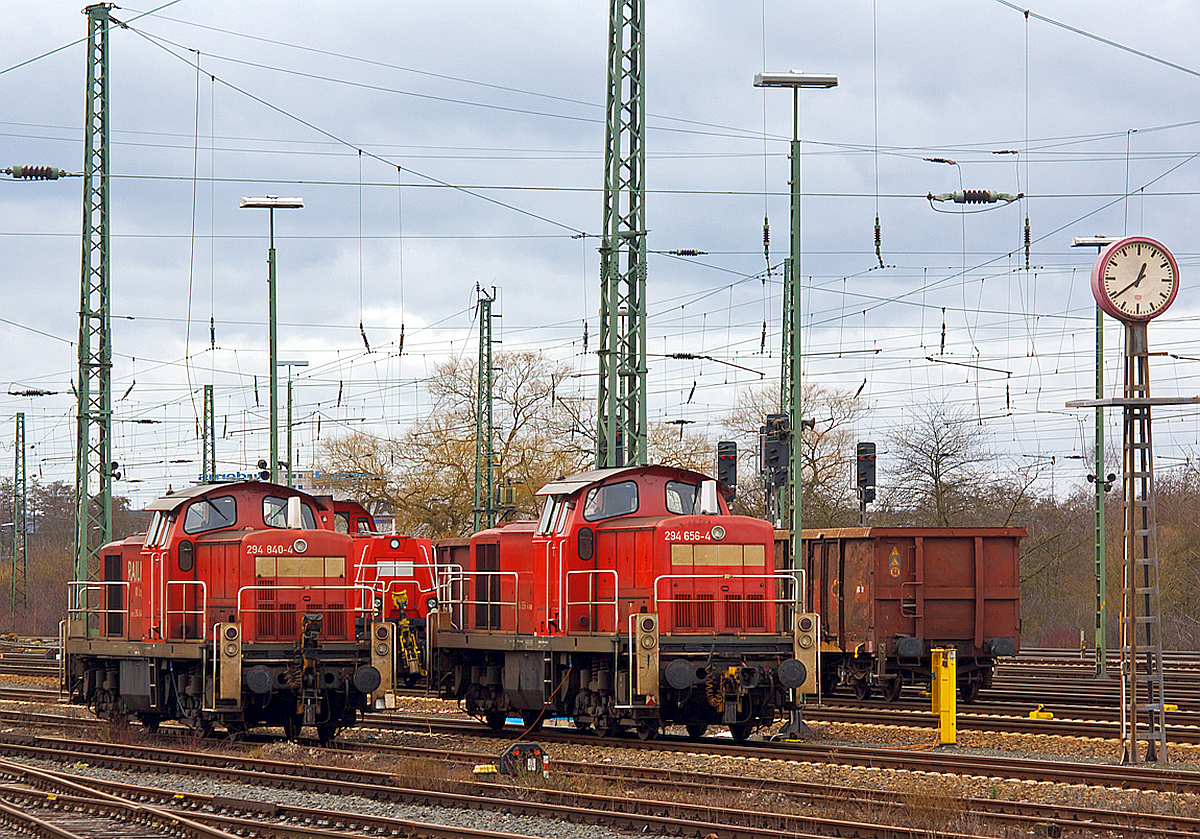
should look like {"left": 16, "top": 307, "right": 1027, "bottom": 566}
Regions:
{"left": 1113, "top": 262, "right": 1148, "bottom": 298}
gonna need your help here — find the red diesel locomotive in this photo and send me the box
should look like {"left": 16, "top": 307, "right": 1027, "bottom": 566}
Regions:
{"left": 353, "top": 531, "right": 442, "bottom": 689}
{"left": 429, "top": 465, "right": 816, "bottom": 740}
{"left": 61, "top": 481, "right": 395, "bottom": 741}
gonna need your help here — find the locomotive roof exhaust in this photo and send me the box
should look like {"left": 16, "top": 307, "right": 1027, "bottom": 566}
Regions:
{"left": 698, "top": 480, "right": 720, "bottom": 515}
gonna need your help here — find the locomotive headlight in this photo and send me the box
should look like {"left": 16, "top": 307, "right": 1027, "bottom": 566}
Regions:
{"left": 640, "top": 634, "right": 656, "bottom": 650}
{"left": 375, "top": 643, "right": 390, "bottom": 656}
{"left": 389, "top": 538, "right": 401, "bottom": 549}
{"left": 425, "top": 596, "right": 438, "bottom": 612}
{"left": 798, "top": 635, "right": 814, "bottom": 649}
{"left": 710, "top": 525, "right": 726, "bottom": 541}
{"left": 224, "top": 643, "right": 239, "bottom": 657}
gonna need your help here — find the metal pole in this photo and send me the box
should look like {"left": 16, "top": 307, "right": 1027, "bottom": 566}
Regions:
{"left": 75, "top": 2, "right": 114, "bottom": 589}
{"left": 202, "top": 384, "right": 215, "bottom": 482}
{"left": 268, "top": 207, "right": 278, "bottom": 485}
{"left": 788, "top": 89, "right": 803, "bottom": 568}
{"left": 286, "top": 373, "right": 293, "bottom": 488}
{"left": 12, "top": 413, "right": 27, "bottom": 614}
{"left": 1095, "top": 304, "right": 1107, "bottom": 676}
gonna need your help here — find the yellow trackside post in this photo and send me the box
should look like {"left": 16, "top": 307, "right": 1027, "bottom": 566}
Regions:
{"left": 931, "top": 647, "right": 956, "bottom": 745}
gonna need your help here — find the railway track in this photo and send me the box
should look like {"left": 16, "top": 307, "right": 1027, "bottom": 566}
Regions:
{"left": 0, "top": 680, "right": 1197, "bottom": 837}
{"left": 0, "top": 754, "right": 537, "bottom": 839}
{"left": 1, "top": 728, "right": 1197, "bottom": 839}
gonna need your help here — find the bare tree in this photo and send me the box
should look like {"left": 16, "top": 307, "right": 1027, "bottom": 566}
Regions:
{"left": 316, "top": 351, "right": 712, "bottom": 537}
{"left": 884, "top": 400, "right": 992, "bottom": 526}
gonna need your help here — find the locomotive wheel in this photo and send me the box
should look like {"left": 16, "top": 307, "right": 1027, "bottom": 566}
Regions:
{"left": 882, "top": 677, "right": 903, "bottom": 703}
{"left": 636, "top": 721, "right": 657, "bottom": 741}
{"left": 685, "top": 722, "right": 707, "bottom": 740}
{"left": 484, "top": 710, "right": 508, "bottom": 731}
{"left": 728, "top": 723, "right": 751, "bottom": 742}
{"left": 521, "top": 711, "right": 544, "bottom": 732}
{"left": 317, "top": 722, "right": 339, "bottom": 745}
{"left": 852, "top": 678, "right": 872, "bottom": 701}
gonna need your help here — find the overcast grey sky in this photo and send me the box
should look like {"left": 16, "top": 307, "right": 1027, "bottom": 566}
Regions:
{"left": 4, "top": 1, "right": 1200, "bottom": 506}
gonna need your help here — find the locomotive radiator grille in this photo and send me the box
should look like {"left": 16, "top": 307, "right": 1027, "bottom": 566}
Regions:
{"left": 674, "top": 594, "right": 694, "bottom": 629}
{"left": 722, "top": 594, "right": 766, "bottom": 631}
{"left": 697, "top": 594, "right": 715, "bottom": 629}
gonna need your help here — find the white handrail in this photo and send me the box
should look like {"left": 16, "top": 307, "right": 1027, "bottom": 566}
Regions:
{"left": 565, "top": 569, "right": 618, "bottom": 634}
{"left": 165, "top": 580, "right": 208, "bottom": 640}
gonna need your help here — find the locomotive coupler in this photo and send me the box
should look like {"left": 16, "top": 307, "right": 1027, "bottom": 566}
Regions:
{"left": 296, "top": 613, "right": 324, "bottom": 724}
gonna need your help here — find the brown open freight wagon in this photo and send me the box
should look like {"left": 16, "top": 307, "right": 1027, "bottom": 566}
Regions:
{"left": 797, "top": 527, "right": 1023, "bottom": 702}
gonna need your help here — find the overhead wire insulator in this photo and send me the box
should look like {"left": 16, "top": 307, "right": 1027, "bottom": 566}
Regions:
{"left": 928, "top": 189, "right": 1023, "bottom": 204}
{"left": 874, "top": 214, "right": 884, "bottom": 268}
{"left": 5, "top": 165, "right": 70, "bottom": 180}
{"left": 1024, "top": 215, "right": 1031, "bottom": 270}
{"left": 762, "top": 215, "right": 770, "bottom": 273}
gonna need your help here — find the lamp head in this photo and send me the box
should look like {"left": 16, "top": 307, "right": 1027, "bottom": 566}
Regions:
{"left": 753, "top": 71, "right": 838, "bottom": 89}
{"left": 240, "top": 195, "right": 304, "bottom": 209}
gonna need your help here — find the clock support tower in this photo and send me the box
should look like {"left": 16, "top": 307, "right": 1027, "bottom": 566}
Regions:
{"left": 1116, "top": 322, "right": 1167, "bottom": 764}
{"left": 1069, "top": 235, "right": 1194, "bottom": 764}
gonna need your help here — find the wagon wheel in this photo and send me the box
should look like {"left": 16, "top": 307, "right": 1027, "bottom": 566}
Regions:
{"left": 728, "top": 723, "right": 752, "bottom": 742}
{"left": 521, "top": 711, "right": 545, "bottom": 732}
{"left": 959, "top": 680, "right": 981, "bottom": 704}
{"left": 685, "top": 722, "right": 708, "bottom": 740}
{"left": 484, "top": 710, "right": 508, "bottom": 732}
{"left": 136, "top": 713, "right": 162, "bottom": 735}
{"left": 852, "top": 678, "right": 872, "bottom": 701}
{"left": 592, "top": 715, "right": 611, "bottom": 738}
{"left": 882, "top": 677, "right": 903, "bottom": 703}
{"left": 635, "top": 720, "right": 657, "bottom": 741}
{"left": 283, "top": 714, "right": 303, "bottom": 741}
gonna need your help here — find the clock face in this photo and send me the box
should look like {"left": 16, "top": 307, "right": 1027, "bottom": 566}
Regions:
{"left": 1091, "top": 236, "right": 1179, "bottom": 322}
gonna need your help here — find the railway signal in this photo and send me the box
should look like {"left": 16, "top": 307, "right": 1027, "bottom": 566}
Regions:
{"left": 856, "top": 442, "right": 876, "bottom": 525}
{"left": 716, "top": 441, "right": 737, "bottom": 492}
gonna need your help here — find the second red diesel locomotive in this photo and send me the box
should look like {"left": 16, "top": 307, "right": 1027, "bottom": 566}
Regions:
{"left": 429, "top": 465, "right": 816, "bottom": 740}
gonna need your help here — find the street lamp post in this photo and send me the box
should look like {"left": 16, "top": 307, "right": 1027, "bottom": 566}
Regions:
{"left": 240, "top": 195, "right": 303, "bottom": 484}
{"left": 753, "top": 71, "right": 837, "bottom": 573}
{"left": 278, "top": 360, "right": 308, "bottom": 488}
{"left": 1072, "top": 235, "right": 1120, "bottom": 678}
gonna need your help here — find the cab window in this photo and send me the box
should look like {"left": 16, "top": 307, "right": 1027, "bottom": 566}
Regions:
{"left": 665, "top": 481, "right": 698, "bottom": 515}
{"left": 182, "top": 496, "right": 237, "bottom": 535}
{"left": 582, "top": 481, "right": 638, "bottom": 522}
{"left": 333, "top": 512, "right": 350, "bottom": 534}
{"left": 144, "top": 511, "right": 173, "bottom": 547}
{"left": 263, "top": 496, "right": 317, "bottom": 529}
{"left": 537, "top": 496, "right": 562, "bottom": 535}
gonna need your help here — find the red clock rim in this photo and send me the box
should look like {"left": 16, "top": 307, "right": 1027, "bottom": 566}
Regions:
{"left": 1090, "top": 235, "right": 1179, "bottom": 322}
